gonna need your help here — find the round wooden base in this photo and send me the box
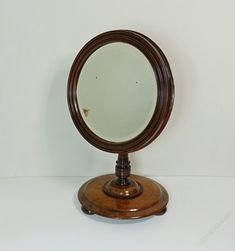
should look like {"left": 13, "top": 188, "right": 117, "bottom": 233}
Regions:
{"left": 78, "top": 174, "right": 168, "bottom": 219}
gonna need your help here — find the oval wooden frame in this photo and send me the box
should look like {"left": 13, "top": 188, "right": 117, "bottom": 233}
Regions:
{"left": 67, "top": 30, "right": 174, "bottom": 153}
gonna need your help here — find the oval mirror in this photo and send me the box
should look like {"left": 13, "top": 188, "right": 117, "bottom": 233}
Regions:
{"left": 77, "top": 42, "right": 157, "bottom": 143}
{"left": 67, "top": 30, "right": 174, "bottom": 219}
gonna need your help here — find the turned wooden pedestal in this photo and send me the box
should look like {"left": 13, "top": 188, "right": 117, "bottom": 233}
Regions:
{"left": 78, "top": 153, "right": 168, "bottom": 219}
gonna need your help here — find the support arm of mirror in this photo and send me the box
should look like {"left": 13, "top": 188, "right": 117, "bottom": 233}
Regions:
{"left": 103, "top": 153, "right": 143, "bottom": 199}
{"left": 115, "top": 153, "right": 130, "bottom": 186}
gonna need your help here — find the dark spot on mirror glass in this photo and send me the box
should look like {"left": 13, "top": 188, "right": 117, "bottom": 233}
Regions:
{"left": 82, "top": 108, "right": 90, "bottom": 118}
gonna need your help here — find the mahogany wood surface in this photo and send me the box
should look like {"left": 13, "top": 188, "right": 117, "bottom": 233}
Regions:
{"left": 78, "top": 174, "right": 168, "bottom": 219}
{"left": 67, "top": 30, "right": 174, "bottom": 153}
{"left": 67, "top": 30, "right": 174, "bottom": 219}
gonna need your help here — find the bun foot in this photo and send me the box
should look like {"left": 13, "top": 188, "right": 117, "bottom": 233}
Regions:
{"left": 81, "top": 206, "right": 94, "bottom": 215}
{"left": 155, "top": 207, "right": 167, "bottom": 216}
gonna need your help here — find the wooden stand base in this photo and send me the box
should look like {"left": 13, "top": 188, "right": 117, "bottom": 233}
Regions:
{"left": 78, "top": 174, "right": 168, "bottom": 219}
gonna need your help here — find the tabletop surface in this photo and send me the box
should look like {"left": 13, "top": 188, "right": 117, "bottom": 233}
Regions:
{"left": 0, "top": 176, "right": 234, "bottom": 251}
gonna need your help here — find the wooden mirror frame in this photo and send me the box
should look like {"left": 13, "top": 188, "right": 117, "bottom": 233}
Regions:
{"left": 67, "top": 30, "right": 174, "bottom": 219}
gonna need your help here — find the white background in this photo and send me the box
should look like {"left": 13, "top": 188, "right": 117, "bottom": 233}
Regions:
{"left": 0, "top": 0, "right": 235, "bottom": 177}
{"left": 0, "top": 2, "right": 235, "bottom": 250}
{"left": 0, "top": 176, "right": 234, "bottom": 251}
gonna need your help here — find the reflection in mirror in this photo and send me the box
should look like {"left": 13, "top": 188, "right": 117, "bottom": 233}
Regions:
{"left": 77, "top": 42, "right": 157, "bottom": 142}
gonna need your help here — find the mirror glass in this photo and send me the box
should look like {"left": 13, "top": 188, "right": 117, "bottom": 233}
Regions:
{"left": 77, "top": 42, "right": 157, "bottom": 142}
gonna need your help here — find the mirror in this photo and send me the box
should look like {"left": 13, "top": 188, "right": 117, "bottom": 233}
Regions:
{"left": 77, "top": 42, "right": 157, "bottom": 142}
{"left": 67, "top": 30, "right": 174, "bottom": 219}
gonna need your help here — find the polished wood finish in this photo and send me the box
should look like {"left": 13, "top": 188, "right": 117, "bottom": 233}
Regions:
{"left": 103, "top": 153, "right": 142, "bottom": 199}
{"left": 67, "top": 30, "right": 174, "bottom": 153}
{"left": 78, "top": 174, "right": 168, "bottom": 219}
{"left": 67, "top": 30, "right": 174, "bottom": 219}
{"left": 103, "top": 177, "right": 143, "bottom": 199}
{"left": 114, "top": 153, "right": 131, "bottom": 186}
